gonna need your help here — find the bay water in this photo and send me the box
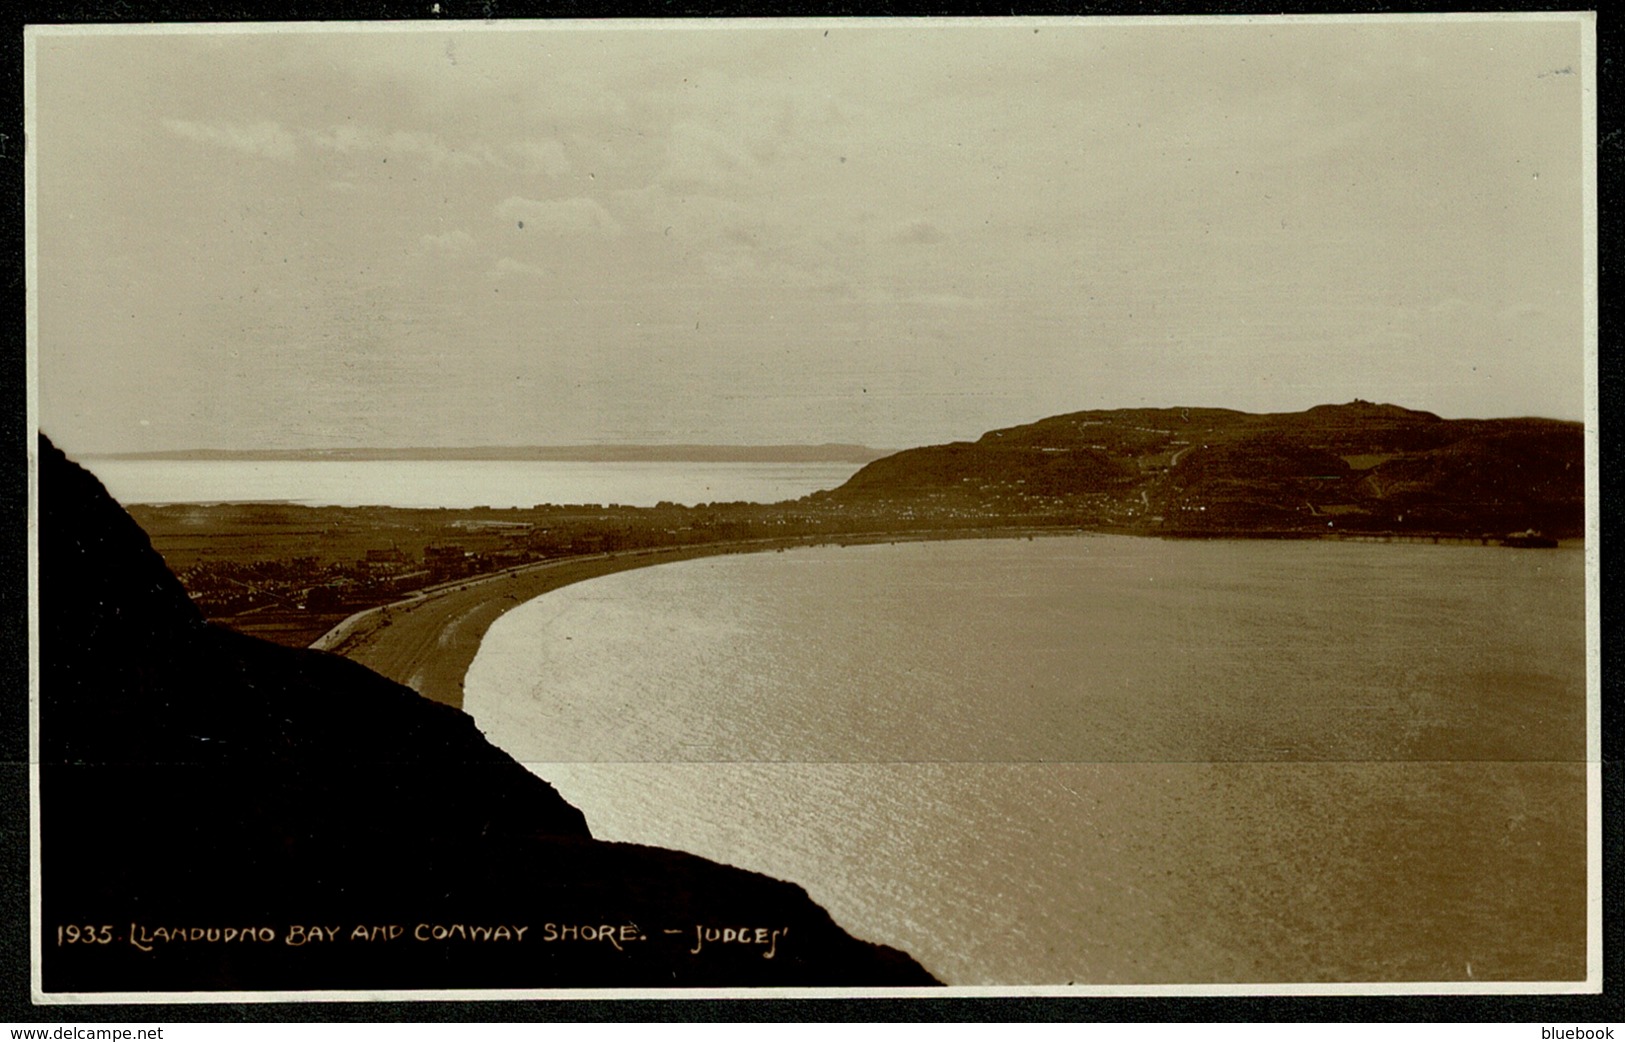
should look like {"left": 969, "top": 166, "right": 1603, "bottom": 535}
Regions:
{"left": 461, "top": 536, "right": 1588, "bottom": 984}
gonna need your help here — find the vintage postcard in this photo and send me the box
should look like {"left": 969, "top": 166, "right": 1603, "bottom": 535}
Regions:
{"left": 23, "top": 13, "right": 1599, "bottom": 1003}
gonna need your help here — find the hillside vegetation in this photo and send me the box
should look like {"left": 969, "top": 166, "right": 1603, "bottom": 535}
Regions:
{"left": 825, "top": 401, "right": 1583, "bottom": 537}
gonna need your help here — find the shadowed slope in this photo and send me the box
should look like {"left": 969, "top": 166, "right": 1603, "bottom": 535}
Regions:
{"left": 36, "top": 436, "right": 937, "bottom": 991}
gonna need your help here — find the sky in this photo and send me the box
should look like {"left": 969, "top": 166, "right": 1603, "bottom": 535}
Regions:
{"left": 29, "top": 16, "right": 1591, "bottom": 455}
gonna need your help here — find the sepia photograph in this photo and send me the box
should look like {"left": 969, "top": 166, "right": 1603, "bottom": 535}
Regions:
{"left": 24, "top": 13, "right": 1598, "bottom": 1001}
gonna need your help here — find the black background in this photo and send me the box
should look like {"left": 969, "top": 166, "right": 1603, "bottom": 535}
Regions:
{"left": 1, "top": 0, "right": 1618, "bottom": 1024}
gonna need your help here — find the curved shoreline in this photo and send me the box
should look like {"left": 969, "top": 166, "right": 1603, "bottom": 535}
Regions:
{"left": 310, "top": 527, "right": 1076, "bottom": 708}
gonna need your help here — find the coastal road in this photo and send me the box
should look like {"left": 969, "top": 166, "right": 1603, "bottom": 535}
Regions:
{"left": 310, "top": 545, "right": 757, "bottom": 709}
{"left": 312, "top": 526, "right": 1076, "bottom": 710}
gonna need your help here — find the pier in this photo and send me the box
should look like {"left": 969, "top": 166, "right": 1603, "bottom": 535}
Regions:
{"left": 1331, "top": 532, "right": 1496, "bottom": 546}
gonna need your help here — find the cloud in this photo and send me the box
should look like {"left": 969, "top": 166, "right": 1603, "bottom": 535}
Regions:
{"left": 659, "top": 121, "right": 755, "bottom": 190}
{"left": 420, "top": 229, "right": 475, "bottom": 253}
{"left": 307, "top": 124, "right": 492, "bottom": 168}
{"left": 893, "top": 291, "right": 985, "bottom": 308}
{"left": 487, "top": 257, "right": 548, "bottom": 280}
{"left": 698, "top": 249, "right": 758, "bottom": 283}
{"left": 494, "top": 196, "right": 622, "bottom": 238}
{"left": 694, "top": 245, "right": 838, "bottom": 294}
{"left": 307, "top": 125, "right": 370, "bottom": 154}
{"left": 513, "top": 139, "right": 572, "bottom": 178}
{"left": 163, "top": 117, "right": 504, "bottom": 169}
{"left": 1498, "top": 301, "right": 1550, "bottom": 324}
{"left": 162, "top": 118, "right": 298, "bottom": 161}
{"left": 893, "top": 220, "right": 945, "bottom": 245}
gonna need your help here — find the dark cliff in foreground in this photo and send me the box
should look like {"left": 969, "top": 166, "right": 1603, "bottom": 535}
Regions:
{"left": 37, "top": 436, "right": 936, "bottom": 993}
{"left": 824, "top": 401, "right": 1584, "bottom": 537}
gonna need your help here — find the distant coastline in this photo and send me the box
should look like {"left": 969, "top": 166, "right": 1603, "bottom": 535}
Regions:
{"left": 122, "top": 399, "right": 1585, "bottom": 654}
{"left": 86, "top": 443, "right": 890, "bottom": 464}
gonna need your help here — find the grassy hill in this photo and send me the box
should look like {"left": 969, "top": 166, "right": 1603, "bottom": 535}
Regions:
{"left": 824, "top": 401, "right": 1584, "bottom": 537}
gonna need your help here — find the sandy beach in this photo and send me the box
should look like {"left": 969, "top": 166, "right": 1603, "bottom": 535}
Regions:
{"left": 311, "top": 528, "right": 1070, "bottom": 708}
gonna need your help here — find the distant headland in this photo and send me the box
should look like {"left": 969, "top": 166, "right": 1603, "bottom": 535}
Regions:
{"left": 822, "top": 399, "right": 1583, "bottom": 537}
{"left": 87, "top": 443, "right": 890, "bottom": 464}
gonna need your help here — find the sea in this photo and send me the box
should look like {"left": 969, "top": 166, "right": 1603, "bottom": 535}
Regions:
{"left": 462, "top": 535, "right": 1590, "bottom": 986}
{"left": 81, "top": 458, "right": 862, "bottom": 508}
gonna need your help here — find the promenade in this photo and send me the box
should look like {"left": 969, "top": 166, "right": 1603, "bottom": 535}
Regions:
{"left": 312, "top": 527, "right": 1077, "bottom": 707}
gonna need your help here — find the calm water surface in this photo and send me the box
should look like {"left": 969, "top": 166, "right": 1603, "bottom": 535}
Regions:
{"left": 83, "top": 458, "right": 861, "bottom": 508}
{"left": 463, "top": 536, "right": 1588, "bottom": 985}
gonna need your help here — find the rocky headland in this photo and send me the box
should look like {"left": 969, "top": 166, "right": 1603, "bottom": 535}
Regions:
{"left": 35, "top": 436, "right": 937, "bottom": 993}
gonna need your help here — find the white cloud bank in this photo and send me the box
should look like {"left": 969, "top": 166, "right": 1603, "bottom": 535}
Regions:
{"left": 162, "top": 118, "right": 298, "bottom": 161}
{"left": 487, "top": 257, "right": 548, "bottom": 280}
{"left": 420, "top": 229, "right": 475, "bottom": 253}
{"left": 494, "top": 196, "right": 622, "bottom": 238}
